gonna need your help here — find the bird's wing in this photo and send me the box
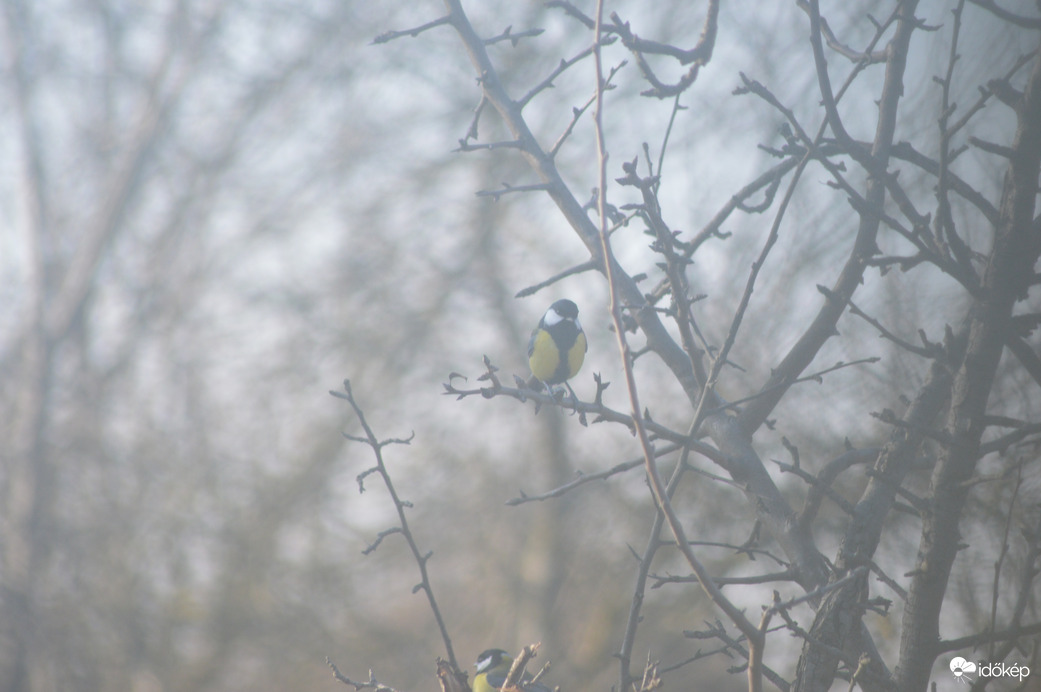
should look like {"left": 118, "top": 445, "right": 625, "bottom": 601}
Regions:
{"left": 484, "top": 671, "right": 509, "bottom": 690}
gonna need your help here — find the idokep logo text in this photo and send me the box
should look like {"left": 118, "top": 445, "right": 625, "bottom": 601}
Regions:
{"left": 950, "top": 656, "right": 1031, "bottom": 683}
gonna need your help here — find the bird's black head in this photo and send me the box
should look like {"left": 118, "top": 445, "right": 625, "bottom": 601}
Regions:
{"left": 475, "top": 648, "right": 510, "bottom": 673}
{"left": 548, "top": 299, "right": 579, "bottom": 321}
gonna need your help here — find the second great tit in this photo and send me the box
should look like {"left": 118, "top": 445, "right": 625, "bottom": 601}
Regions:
{"left": 527, "top": 299, "right": 586, "bottom": 390}
{"left": 473, "top": 649, "right": 552, "bottom": 692}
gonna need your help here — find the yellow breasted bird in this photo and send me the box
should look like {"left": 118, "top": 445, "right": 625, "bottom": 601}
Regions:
{"left": 473, "top": 649, "right": 552, "bottom": 692}
{"left": 528, "top": 299, "right": 586, "bottom": 390}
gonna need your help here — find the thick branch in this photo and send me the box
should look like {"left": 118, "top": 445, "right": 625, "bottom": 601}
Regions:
{"left": 897, "top": 41, "right": 1041, "bottom": 692}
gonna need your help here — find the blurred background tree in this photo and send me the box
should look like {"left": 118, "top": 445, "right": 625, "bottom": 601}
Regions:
{"left": 1, "top": 1, "right": 1039, "bottom": 691}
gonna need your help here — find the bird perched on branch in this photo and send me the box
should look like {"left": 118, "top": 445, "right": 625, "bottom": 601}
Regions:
{"left": 527, "top": 299, "right": 586, "bottom": 395}
{"left": 472, "top": 648, "right": 552, "bottom": 692}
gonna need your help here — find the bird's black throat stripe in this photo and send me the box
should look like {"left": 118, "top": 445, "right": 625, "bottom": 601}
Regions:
{"left": 545, "top": 320, "right": 580, "bottom": 349}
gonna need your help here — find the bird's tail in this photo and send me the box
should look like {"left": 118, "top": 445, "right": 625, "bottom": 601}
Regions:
{"left": 525, "top": 374, "right": 546, "bottom": 391}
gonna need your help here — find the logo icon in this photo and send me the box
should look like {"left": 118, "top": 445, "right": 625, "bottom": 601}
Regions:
{"left": 950, "top": 657, "right": 977, "bottom": 683}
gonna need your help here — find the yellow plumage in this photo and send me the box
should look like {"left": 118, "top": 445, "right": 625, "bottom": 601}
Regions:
{"left": 528, "top": 329, "right": 561, "bottom": 383}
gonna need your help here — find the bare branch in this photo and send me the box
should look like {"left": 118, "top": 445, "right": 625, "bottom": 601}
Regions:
{"left": 606, "top": 0, "right": 719, "bottom": 98}
{"left": 896, "top": 41, "right": 1041, "bottom": 692}
{"left": 475, "top": 181, "right": 551, "bottom": 199}
{"left": 740, "top": 0, "right": 922, "bottom": 434}
{"left": 591, "top": 9, "right": 763, "bottom": 692}
{"left": 518, "top": 38, "right": 615, "bottom": 109}
{"left": 373, "top": 15, "right": 452, "bottom": 44}
{"left": 457, "top": 138, "right": 524, "bottom": 153}
{"left": 968, "top": 135, "right": 1016, "bottom": 158}
{"left": 935, "top": 621, "right": 1041, "bottom": 654}
{"left": 327, "top": 658, "right": 403, "bottom": 692}
{"left": 949, "top": 50, "right": 1038, "bottom": 136}
{"left": 966, "top": 0, "right": 1041, "bottom": 29}
{"left": 483, "top": 25, "right": 545, "bottom": 47}
{"left": 514, "top": 260, "right": 598, "bottom": 298}
{"left": 545, "top": 0, "right": 595, "bottom": 29}
{"left": 795, "top": 0, "right": 888, "bottom": 64}
{"left": 889, "top": 141, "right": 1000, "bottom": 227}
{"left": 618, "top": 449, "right": 688, "bottom": 692}
{"left": 847, "top": 298, "right": 942, "bottom": 359}
{"left": 507, "top": 449, "right": 672, "bottom": 506}
{"left": 547, "top": 60, "right": 626, "bottom": 157}
{"left": 333, "top": 380, "right": 460, "bottom": 672}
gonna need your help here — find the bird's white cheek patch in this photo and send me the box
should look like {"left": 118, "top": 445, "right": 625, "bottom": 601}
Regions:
{"left": 544, "top": 308, "right": 564, "bottom": 326}
{"left": 574, "top": 317, "right": 582, "bottom": 331}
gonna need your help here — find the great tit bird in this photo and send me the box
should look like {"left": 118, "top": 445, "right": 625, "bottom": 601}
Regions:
{"left": 473, "top": 648, "right": 552, "bottom": 692}
{"left": 528, "top": 299, "right": 586, "bottom": 390}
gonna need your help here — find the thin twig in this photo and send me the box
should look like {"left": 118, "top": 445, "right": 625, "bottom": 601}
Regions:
{"left": 327, "top": 658, "right": 402, "bottom": 692}
{"left": 508, "top": 444, "right": 681, "bottom": 506}
{"left": 373, "top": 15, "right": 451, "bottom": 44}
{"left": 591, "top": 6, "right": 762, "bottom": 692}
{"left": 331, "top": 380, "right": 459, "bottom": 672}
{"left": 515, "top": 261, "right": 598, "bottom": 298}
{"left": 618, "top": 434, "right": 691, "bottom": 691}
